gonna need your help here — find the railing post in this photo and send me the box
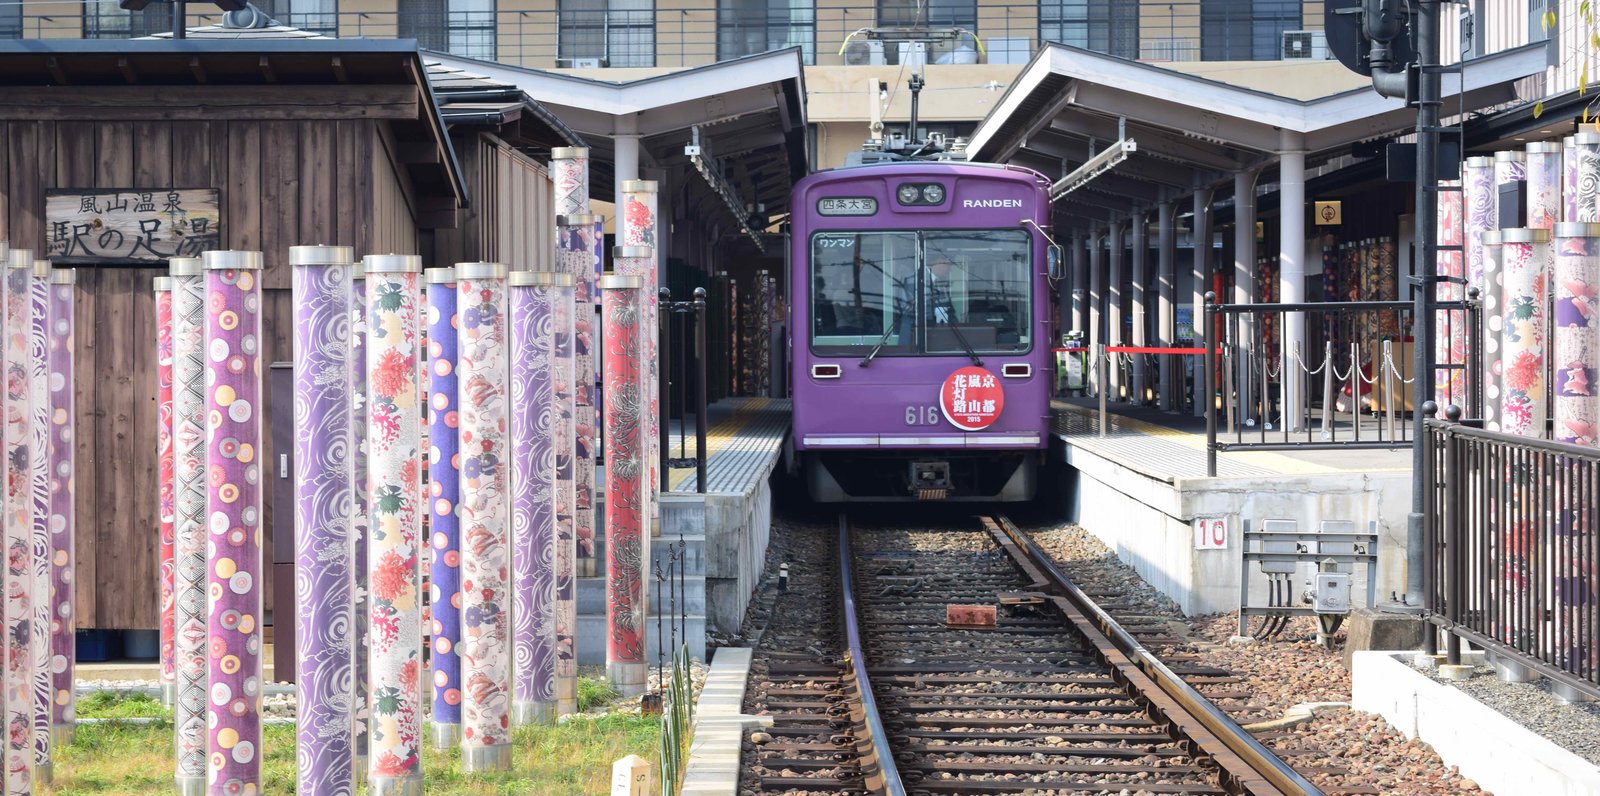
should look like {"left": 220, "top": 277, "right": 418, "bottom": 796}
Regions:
{"left": 1097, "top": 343, "right": 1108, "bottom": 438}
{"left": 1443, "top": 404, "right": 1465, "bottom": 665}
{"left": 1320, "top": 340, "right": 1334, "bottom": 440}
{"left": 693, "top": 287, "right": 708, "bottom": 495}
{"left": 659, "top": 287, "right": 672, "bottom": 495}
{"left": 1204, "top": 292, "right": 1218, "bottom": 478}
{"left": 1423, "top": 402, "right": 1440, "bottom": 657}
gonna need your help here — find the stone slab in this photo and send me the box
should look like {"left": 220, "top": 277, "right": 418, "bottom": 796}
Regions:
{"left": 1342, "top": 606, "right": 1427, "bottom": 670}
{"left": 681, "top": 647, "right": 771, "bottom": 796}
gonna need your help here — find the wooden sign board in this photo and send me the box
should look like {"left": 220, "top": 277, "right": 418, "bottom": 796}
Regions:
{"left": 45, "top": 188, "right": 221, "bottom": 264}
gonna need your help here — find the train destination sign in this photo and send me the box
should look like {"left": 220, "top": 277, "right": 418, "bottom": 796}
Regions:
{"left": 46, "top": 188, "right": 222, "bottom": 264}
{"left": 939, "top": 366, "right": 1004, "bottom": 431}
{"left": 817, "top": 197, "right": 878, "bottom": 216}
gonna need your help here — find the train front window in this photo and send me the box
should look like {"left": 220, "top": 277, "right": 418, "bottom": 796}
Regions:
{"left": 810, "top": 229, "right": 1032, "bottom": 356}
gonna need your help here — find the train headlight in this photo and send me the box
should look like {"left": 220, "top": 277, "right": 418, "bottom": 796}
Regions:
{"left": 897, "top": 184, "right": 922, "bottom": 204}
{"left": 921, "top": 184, "right": 945, "bottom": 204}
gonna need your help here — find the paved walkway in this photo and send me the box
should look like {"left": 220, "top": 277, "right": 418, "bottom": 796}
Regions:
{"left": 666, "top": 397, "right": 790, "bottom": 494}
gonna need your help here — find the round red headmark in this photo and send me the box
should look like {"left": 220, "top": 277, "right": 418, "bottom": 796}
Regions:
{"left": 939, "top": 366, "right": 1005, "bottom": 431}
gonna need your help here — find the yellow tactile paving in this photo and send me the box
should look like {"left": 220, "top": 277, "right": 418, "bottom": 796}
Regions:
{"left": 665, "top": 397, "right": 780, "bottom": 492}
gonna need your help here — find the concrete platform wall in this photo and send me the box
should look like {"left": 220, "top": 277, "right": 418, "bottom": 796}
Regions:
{"left": 704, "top": 480, "right": 773, "bottom": 635}
{"left": 1058, "top": 442, "right": 1410, "bottom": 616}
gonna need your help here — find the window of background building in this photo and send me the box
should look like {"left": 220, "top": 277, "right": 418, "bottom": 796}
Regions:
{"left": 559, "top": 0, "right": 655, "bottom": 66}
{"left": 1200, "top": 0, "right": 1300, "bottom": 60}
{"left": 261, "top": 0, "right": 340, "bottom": 36}
{"left": 878, "top": 0, "right": 975, "bottom": 28}
{"left": 84, "top": 0, "right": 174, "bottom": 38}
{"left": 1038, "top": 0, "right": 1138, "bottom": 58}
{"left": 0, "top": 0, "right": 20, "bottom": 38}
{"left": 718, "top": 0, "right": 815, "bottom": 62}
{"left": 398, "top": 0, "right": 497, "bottom": 59}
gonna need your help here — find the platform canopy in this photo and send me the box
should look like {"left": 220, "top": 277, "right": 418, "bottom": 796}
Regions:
{"left": 967, "top": 41, "right": 1549, "bottom": 229}
{"left": 423, "top": 48, "right": 809, "bottom": 223}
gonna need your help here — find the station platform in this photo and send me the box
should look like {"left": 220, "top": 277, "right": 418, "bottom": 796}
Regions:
{"left": 1049, "top": 399, "right": 1411, "bottom": 616}
{"left": 577, "top": 397, "right": 790, "bottom": 666}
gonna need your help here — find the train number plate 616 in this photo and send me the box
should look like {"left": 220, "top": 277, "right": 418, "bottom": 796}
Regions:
{"left": 905, "top": 405, "right": 941, "bottom": 426}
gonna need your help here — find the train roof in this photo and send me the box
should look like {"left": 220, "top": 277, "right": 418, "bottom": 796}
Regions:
{"left": 796, "top": 160, "right": 1049, "bottom": 192}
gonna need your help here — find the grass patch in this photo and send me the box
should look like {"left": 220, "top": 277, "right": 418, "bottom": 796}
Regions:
{"left": 45, "top": 688, "right": 658, "bottom": 795}
{"left": 576, "top": 677, "right": 619, "bottom": 712}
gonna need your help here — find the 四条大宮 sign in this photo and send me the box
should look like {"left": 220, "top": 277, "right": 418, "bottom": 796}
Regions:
{"left": 46, "top": 188, "right": 222, "bottom": 264}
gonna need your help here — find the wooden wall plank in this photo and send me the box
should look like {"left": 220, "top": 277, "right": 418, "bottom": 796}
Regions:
{"left": 298, "top": 122, "right": 336, "bottom": 248}
{"left": 170, "top": 120, "right": 213, "bottom": 189}
{"left": 335, "top": 119, "right": 357, "bottom": 250}
{"left": 353, "top": 120, "right": 376, "bottom": 255}
{"left": 226, "top": 123, "right": 262, "bottom": 254}
{"left": 9, "top": 122, "right": 43, "bottom": 251}
{"left": 259, "top": 120, "right": 299, "bottom": 289}
{"left": 131, "top": 121, "right": 172, "bottom": 192}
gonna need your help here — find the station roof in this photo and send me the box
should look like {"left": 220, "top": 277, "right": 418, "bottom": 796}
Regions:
{"left": 424, "top": 48, "right": 810, "bottom": 221}
{"left": 968, "top": 42, "right": 1549, "bottom": 230}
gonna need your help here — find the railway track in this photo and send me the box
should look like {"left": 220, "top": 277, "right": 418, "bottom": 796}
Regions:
{"left": 747, "top": 512, "right": 1324, "bottom": 795}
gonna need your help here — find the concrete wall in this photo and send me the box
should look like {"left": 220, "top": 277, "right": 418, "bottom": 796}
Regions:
{"left": 704, "top": 479, "right": 774, "bottom": 634}
{"left": 1059, "top": 443, "right": 1410, "bottom": 616}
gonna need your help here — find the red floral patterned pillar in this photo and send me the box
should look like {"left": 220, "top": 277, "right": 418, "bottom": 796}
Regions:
{"left": 600, "top": 268, "right": 647, "bottom": 697}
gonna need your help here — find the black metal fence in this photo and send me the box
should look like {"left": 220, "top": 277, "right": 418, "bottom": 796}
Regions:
{"left": 1425, "top": 413, "right": 1600, "bottom": 701}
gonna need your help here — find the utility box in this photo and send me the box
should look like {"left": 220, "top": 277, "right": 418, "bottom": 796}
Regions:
{"left": 1313, "top": 572, "right": 1352, "bottom": 613}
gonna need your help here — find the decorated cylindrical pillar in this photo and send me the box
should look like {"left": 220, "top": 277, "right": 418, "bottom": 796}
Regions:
{"left": 1527, "top": 142, "right": 1563, "bottom": 230}
{"left": 1481, "top": 231, "right": 1506, "bottom": 432}
{"left": 455, "top": 261, "right": 512, "bottom": 772}
{"left": 551, "top": 147, "right": 600, "bottom": 580}
{"left": 617, "top": 180, "right": 658, "bottom": 547}
{"left": 1499, "top": 229, "right": 1550, "bottom": 437}
{"left": 46, "top": 267, "right": 75, "bottom": 748}
{"left": 349, "top": 260, "right": 370, "bottom": 776}
{"left": 1436, "top": 180, "right": 1466, "bottom": 406}
{"left": 360, "top": 254, "right": 424, "bottom": 795}
{"left": 1553, "top": 223, "right": 1600, "bottom": 446}
{"left": 1564, "top": 136, "right": 1579, "bottom": 223}
{"left": 169, "top": 255, "right": 208, "bottom": 796}
{"left": 1464, "top": 156, "right": 1496, "bottom": 299}
{"left": 601, "top": 270, "right": 647, "bottom": 696}
{"left": 202, "top": 249, "right": 265, "bottom": 795}
{"left": 550, "top": 271, "right": 578, "bottom": 717}
{"left": 27, "top": 258, "right": 50, "bottom": 783}
{"left": 425, "top": 267, "right": 462, "bottom": 750}
{"left": 3, "top": 246, "right": 32, "bottom": 795}
{"left": 157, "top": 276, "right": 177, "bottom": 712}
{"left": 290, "top": 245, "right": 358, "bottom": 795}
{"left": 1575, "top": 132, "right": 1600, "bottom": 223}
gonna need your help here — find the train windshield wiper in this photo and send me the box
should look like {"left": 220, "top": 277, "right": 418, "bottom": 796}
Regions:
{"left": 858, "top": 314, "right": 900, "bottom": 368}
{"left": 923, "top": 264, "right": 983, "bottom": 368}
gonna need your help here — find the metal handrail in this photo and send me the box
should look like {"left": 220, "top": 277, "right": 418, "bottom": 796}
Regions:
{"left": 836, "top": 514, "right": 906, "bottom": 796}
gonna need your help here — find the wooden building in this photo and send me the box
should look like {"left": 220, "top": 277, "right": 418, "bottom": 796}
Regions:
{"left": 0, "top": 36, "right": 466, "bottom": 633}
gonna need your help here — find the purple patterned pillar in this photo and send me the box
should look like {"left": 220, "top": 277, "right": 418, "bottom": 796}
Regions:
{"left": 349, "top": 261, "right": 370, "bottom": 776}
{"left": 601, "top": 268, "right": 648, "bottom": 697}
{"left": 27, "top": 259, "right": 50, "bottom": 784}
{"left": 46, "top": 268, "right": 74, "bottom": 748}
{"left": 550, "top": 147, "right": 600, "bottom": 579}
{"left": 508, "top": 272, "right": 570, "bottom": 726}
{"left": 202, "top": 249, "right": 265, "bottom": 795}
{"left": 3, "top": 248, "right": 32, "bottom": 795}
{"left": 1564, "top": 137, "right": 1578, "bottom": 223}
{"left": 1499, "top": 229, "right": 1550, "bottom": 437}
{"left": 1527, "top": 142, "right": 1563, "bottom": 230}
{"left": 551, "top": 272, "right": 577, "bottom": 717}
{"left": 455, "top": 262, "right": 512, "bottom": 771}
{"left": 1481, "top": 231, "right": 1506, "bottom": 432}
{"left": 290, "top": 245, "right": 358, "bottom": 796}
{"left": 360, "top": 254, "right": 424, "bottom": 795}
{"left": 169, "top": 255, "right": 207, "bottom": 796}
{"left": 425, "top": 267, "right": 462, "bottom": 750}
{"left": 157, "top": 276, "right": 177, "bottom": 715}
{"left": 1553, "top": 223, "right": 1600, "bottom": 445}
{"left": 1576, "top": 133, "right": 1600, "bottom": 223}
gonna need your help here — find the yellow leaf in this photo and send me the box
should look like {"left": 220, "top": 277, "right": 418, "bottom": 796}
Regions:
{"left": 1535, "top": 101, "right": 1545, "bottom": 118}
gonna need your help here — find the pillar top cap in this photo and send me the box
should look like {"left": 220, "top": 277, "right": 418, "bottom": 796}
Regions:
{"left": 1464, "top": 155, "right": 1495, "bottom": 167}
{"left": 289, "top": 245, "right": 356, "bottom": 266}
{"left": 509, "top": 270, "right": 575, "bottom": 287}
{"left": 1481, "top": 230, "right": 1503, "bottom": 245}
{"left": 7, "top": 249, "right": 33, "bottom": 269}
{"left": 425, "top": 266, "right": 457, "bottom": 284}
{"left": 455, "top": 261, "right": 506, "bottom": 279}
{"left": 1499, "top": 228, "right": 1549, "bottom": 243}
{"left": 551, "top": 146, "right": 589, "bottom": 159}
{"left": 169, "top": 257, "right": 203, "bottom": 276}
{"left": 1554, "top": 222, "right": 1600, "bottom": 238}
{"left": 364, "top": 254, "right": 422, "bottom": 273}
{"left": 599, "top": 273, "right": 644, "bottom": 290}
{"left": 153, "top": 276, "right": 174, "bottom": 291}
{"left": 1525, "top": 141, "right": 1563, "bottom": 154}
{"left": 621, "top": 179, "right": 657, "bottom": 193}
{"left": 1494, "top": 150, "right": 1526, "bottom": 162}
{"left": 31, "top": 259, "right": 51, "bottom": 278}
{"left": 558, "top": 213, "right": 597, "bottom": 227}
{"left": 203, "top": 250, "right": 263, "bottom": 271}
{"left": 50, "top": 268, "right": 75, "bottom": 285}
{"left": 1575, "top": 132, "right": 1600, "bottom": 145}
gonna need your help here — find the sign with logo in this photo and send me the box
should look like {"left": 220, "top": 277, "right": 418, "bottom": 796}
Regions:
{"left": 818, "top": 197, "right": 878, "bottom": 216}
{"left": 46, "top": 188, "right": 221, "bottom": 264}
{"left": 1315, "top": 200, "right": 1343, "bottom": 225}
{"left": 939, "top": 366, "right": 1004, "bottom": 431}
{"left": 1193, "top": 515, "right": 1230, "bottom": 550}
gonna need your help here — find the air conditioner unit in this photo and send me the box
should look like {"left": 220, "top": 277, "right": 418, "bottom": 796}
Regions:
{"left": 558, "top": 56, "right": 608, "bottom": 68}
{"left": 843, "top": 39, "right": 886, "bottom": 66}
{"left": 1281, "top": 30, "right": 1328, "bottom": 60}
{"left": 896, "top": 41, "right": 927, "bottom": 68}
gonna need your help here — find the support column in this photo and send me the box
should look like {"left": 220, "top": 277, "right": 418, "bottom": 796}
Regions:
{"left": 156, "top": 276, "right": 176, "bottom": 712}
{"left": 27, "top": 258, "right": 48, "bottom": 783}
{"left": 169, "top": 256, "right": 207, "bottom": 796}
{"left": 46, "top": 268, "right": 75, "bottom": 748}
{"left": 1088, "top": 229, "right": 1105, "bottom": 393}
{"left": 425, "top": 268, "right": 462, "bottom": 750}
{"left": 4, "top": 247, "right": 35, "bottom": 796}
{"left": 1157, "top": 200, "right": 1177, "bottom": 410}
{"left": 1108, "top": 219, "right": 1125, "bottom": 401}
{"left": 1279, "top": 133, "right": 1308, "bottom": 432}
{"left": 361, "top": 254, "right": 424, "bottom": 795}
{"left": 290, "top": 245, "right": 358, "bottom": 795}
{"left": 602, "top": 264, "right": 648, "bottom": 696}
{"left": 553, "top": 148, "right": 599, "bottom": 582}
{"left": 455, "top": 260, "right": 512, "bottom": 773}
{"left": 1070, "top": 232, "right": 1087, "bottom": 334}
{"left": 1192, "top": 188, "right": 1214, "bottom": 417}
{"left": 1233, "top": 169, "right": 1259, "bottom": 423}
{"left": 202, "top": 249, "right": 264, "bottom": 796}
{"left": 1130, "top": 211, "right": 1148, "bottom": 404}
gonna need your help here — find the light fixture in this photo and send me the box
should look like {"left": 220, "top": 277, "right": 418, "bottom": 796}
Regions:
{"left": 922, "top": 184, "right": 945, "bottom": 204}
{"left": 897, "top": 184, "right": 922, "bottom": 204}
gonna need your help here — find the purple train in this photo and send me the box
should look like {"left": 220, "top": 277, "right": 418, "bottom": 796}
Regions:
{"left": 788, "top": 161, "right": 1061, "bottom": 502}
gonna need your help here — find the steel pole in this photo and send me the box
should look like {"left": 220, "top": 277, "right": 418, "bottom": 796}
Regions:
{"left": 694, "top": 288, "right": 708, "bottom": 495}
{"left": 1409, "top": 0, "right": 1442, "bottom": 609}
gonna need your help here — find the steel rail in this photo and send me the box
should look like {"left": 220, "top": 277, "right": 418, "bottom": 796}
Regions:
{"left": 986, "top": 515, "right": 1324, "bottom": 796}
{"left": 837, "top": 513, "right": 908, "bottom": 796}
